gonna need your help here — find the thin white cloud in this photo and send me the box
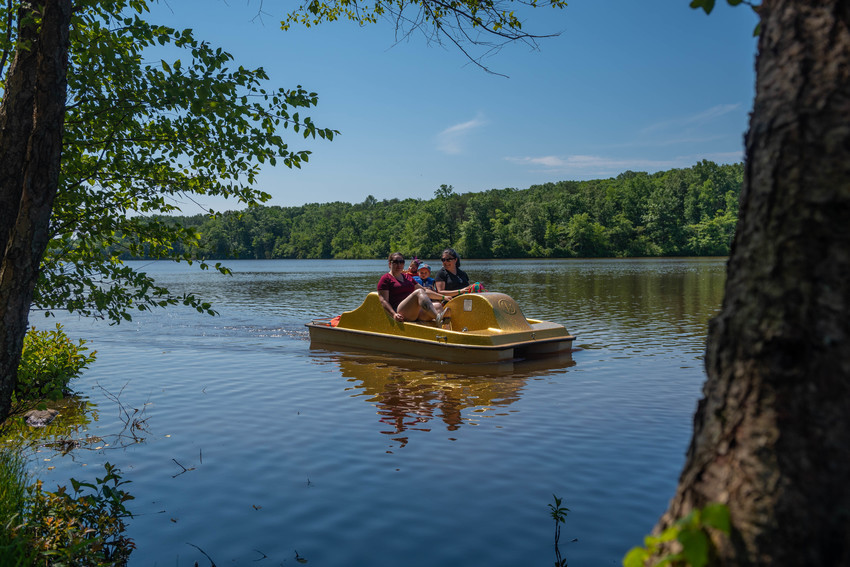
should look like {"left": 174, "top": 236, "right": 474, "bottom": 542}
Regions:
{"left": 436, "top": 114, "right": 487, "bottom": 155}
{"left": 506, "top": 154, "right": 676, "bottom": 171}
{"left": 642, "top": 103, "right": 742, "bottom": 134}
{"left": 524, "top": 156, "right": 567, "bottom": 167}
{"left": 688, "top": 103, "right": 743, "bottom": 124}
{"left": 504, "top": 152, "right": 744, "bottom": 178}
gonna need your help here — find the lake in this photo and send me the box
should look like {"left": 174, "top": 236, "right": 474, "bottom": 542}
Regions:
{"left": 12, "top": 257, "right": 727, "bottom": 566}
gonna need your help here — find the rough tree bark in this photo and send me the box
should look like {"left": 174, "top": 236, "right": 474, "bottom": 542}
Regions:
{"left": 0, "top": 0, "right": 72, "bottom": 422}
{"left": 656, "top": 1, "right": 850, "bottom": 564}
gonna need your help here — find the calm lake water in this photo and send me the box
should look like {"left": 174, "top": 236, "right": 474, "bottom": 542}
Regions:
{"left": 13, "top": 258, "right": 727, "bottom": 566}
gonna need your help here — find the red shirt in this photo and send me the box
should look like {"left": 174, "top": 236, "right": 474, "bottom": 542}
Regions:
{"left": 377, "top": 272, "right": 416, "bottom": 309}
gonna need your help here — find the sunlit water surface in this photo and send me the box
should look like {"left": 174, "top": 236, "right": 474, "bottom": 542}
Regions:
{"left": 14, "top": 258, "right": 726, "bottom": 566}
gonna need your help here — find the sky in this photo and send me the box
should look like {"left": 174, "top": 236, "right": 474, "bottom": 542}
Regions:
{"left": 146, "top": 0, "right": 760, "bottom": 213}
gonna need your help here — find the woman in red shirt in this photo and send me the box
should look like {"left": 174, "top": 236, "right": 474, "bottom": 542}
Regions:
{"left": 377, "top": 253, "right": 443, "bottom": 322}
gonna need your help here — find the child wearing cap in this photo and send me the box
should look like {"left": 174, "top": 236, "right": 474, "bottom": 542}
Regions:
{"left": 413, "top": 263, "right": 436, "bottom": 291}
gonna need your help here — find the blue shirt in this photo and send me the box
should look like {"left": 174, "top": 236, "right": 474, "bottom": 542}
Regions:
{"left": 413, "top": 276, "right": 435, "bottom": 290}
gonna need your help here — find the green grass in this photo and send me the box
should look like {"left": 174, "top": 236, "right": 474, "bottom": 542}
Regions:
{"left": 0, "top": 447, "right": 33, "bottom": 566}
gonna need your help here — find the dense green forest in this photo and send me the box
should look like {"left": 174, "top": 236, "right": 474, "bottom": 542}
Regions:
{"left": 134, "top": 160, "right": 742, "bottom": 260}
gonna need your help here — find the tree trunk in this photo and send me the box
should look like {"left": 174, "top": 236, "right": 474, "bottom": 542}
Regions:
{"left": 0, "top": 0, "right": 72, "bottom": 422}
{"left": 657, "top": 1, "right": 850, "bottom": 564}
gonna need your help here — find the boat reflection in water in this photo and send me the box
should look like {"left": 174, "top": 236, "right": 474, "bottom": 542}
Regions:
{"left": 310, "top": 346, "right": 575, "bottom": 447}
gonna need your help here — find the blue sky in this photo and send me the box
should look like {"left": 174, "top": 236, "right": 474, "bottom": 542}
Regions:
{"left": 148, "top": 0, "right": 759, "bottom": 212}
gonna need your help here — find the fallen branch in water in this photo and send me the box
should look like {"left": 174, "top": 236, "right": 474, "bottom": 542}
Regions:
{"left": 171, "top": 458, "right": 196, "bottom": 478}
{"left": 187, "top": 542, "right": 217, "bottom": 566}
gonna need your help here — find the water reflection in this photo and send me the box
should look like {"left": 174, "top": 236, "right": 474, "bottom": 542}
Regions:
{"left": 1, "top": 387, "right": 150, "bottom": 461}
{"left": 0, "top": 396, "right": 96, "bottom": 455}
{"left": 317, "top": 348, "right": 575, "bottom": 447}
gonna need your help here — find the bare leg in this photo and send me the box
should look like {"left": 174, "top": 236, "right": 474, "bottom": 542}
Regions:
{"left": 396, "top": 289, "right": 428, "bottom": 320}
{"left": 416, "top": 290, "right": 439, "bottom": 321}
{"left": 396, "top": 293, "right": 422, "bottom": 321}
{"left": 397, "top": 289, "right": 438, "bottom": 321}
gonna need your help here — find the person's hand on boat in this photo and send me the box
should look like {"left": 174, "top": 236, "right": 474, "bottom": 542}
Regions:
{"left": 455, "top": 282, "right": 487, "bottom": 296}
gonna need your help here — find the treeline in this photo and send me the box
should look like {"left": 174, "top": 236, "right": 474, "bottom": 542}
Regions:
{"left": 140, "top": 160, "right": 743, "bottom": 260}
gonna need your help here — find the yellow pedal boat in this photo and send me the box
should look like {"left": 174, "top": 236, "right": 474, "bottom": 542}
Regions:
{"left": 306, "top": 291, "right": 575, "bottom": 364}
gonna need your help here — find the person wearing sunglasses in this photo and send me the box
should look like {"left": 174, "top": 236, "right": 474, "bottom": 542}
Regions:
{"left": 377, "top": 252, "right": 443, "bottom": 322}
{"left": 435, "top": 248, "right": 472, "bottom": 297}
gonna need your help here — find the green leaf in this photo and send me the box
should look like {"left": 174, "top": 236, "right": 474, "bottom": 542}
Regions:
{"left": 678, "top": 529, "right": 710, "bottom": 567}
{"left": 623, "top": 547, "right": 649, "bottom": 567}
{"left": 700, "top": 503, "right": 731, "bottom": 534}
{"left": 689, "top": 0, "right": 715, "bottom": 14}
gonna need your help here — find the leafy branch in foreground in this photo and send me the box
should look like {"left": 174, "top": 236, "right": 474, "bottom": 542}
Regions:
{"left": 25, "top": 462, "right": 135, "bottom": 565}
{"left": 689, "top": 0, "right": 761, "bottom": 36}
{"left": 277, "top": 0, "right": 568, "bottom": 75}
{"left": 689, "top": 0, "right": 760, "bottom": 15}
{"left": 1, "top": 451, "right": 136, "bottom": 566}
{"left": 20, "top": 0, "right": 338, "bottom": 324}
{"left": 623, "top": 503, "right": 730, "bottom": 567}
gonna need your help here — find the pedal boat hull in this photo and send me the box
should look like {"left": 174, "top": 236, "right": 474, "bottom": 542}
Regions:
{"left": 306, "top": 292, "right": 575, "bottom": 364}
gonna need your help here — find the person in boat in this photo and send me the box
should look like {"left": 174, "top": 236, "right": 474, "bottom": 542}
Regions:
{"left": 435, "top": 248, "right": 474, "bottom": 297}
{"left": 378, "top": 253, "right": 443, "bottom": 322}
{"left": 413, "top": 263, "right": 436, "bottom": 291}
{"left": 405, "top": 257, "right": 421, "bottom": 277}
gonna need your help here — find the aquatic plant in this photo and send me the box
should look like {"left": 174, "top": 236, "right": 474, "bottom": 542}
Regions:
{"left": 14, "top": 324, "right": 96, "bottom": 411}
{"left": 548, "top": 493, "right": 569, "bottom": 566}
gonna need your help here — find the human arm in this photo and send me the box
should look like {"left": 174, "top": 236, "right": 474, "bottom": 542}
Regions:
{"left": 434, "top": 281, "right": 466, "bottom": 299}
{"left": 377, "top": 289, "right": 405, "bottom": 321}
{"left": 416, "top": 283, "right": 449, "bottom": 303}
{"left": 435, "top": 269, "right": 470, "bottom": 297}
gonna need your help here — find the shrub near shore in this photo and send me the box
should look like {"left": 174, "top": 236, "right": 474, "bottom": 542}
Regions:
{"left": 1, "top": 326, "right": 134, "bottom": 566}
{"left": 0, "top": 451, "right": 135, "bottom": 566}
{"left": 13, "top": 324, "right": 96, "bottom": 417}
